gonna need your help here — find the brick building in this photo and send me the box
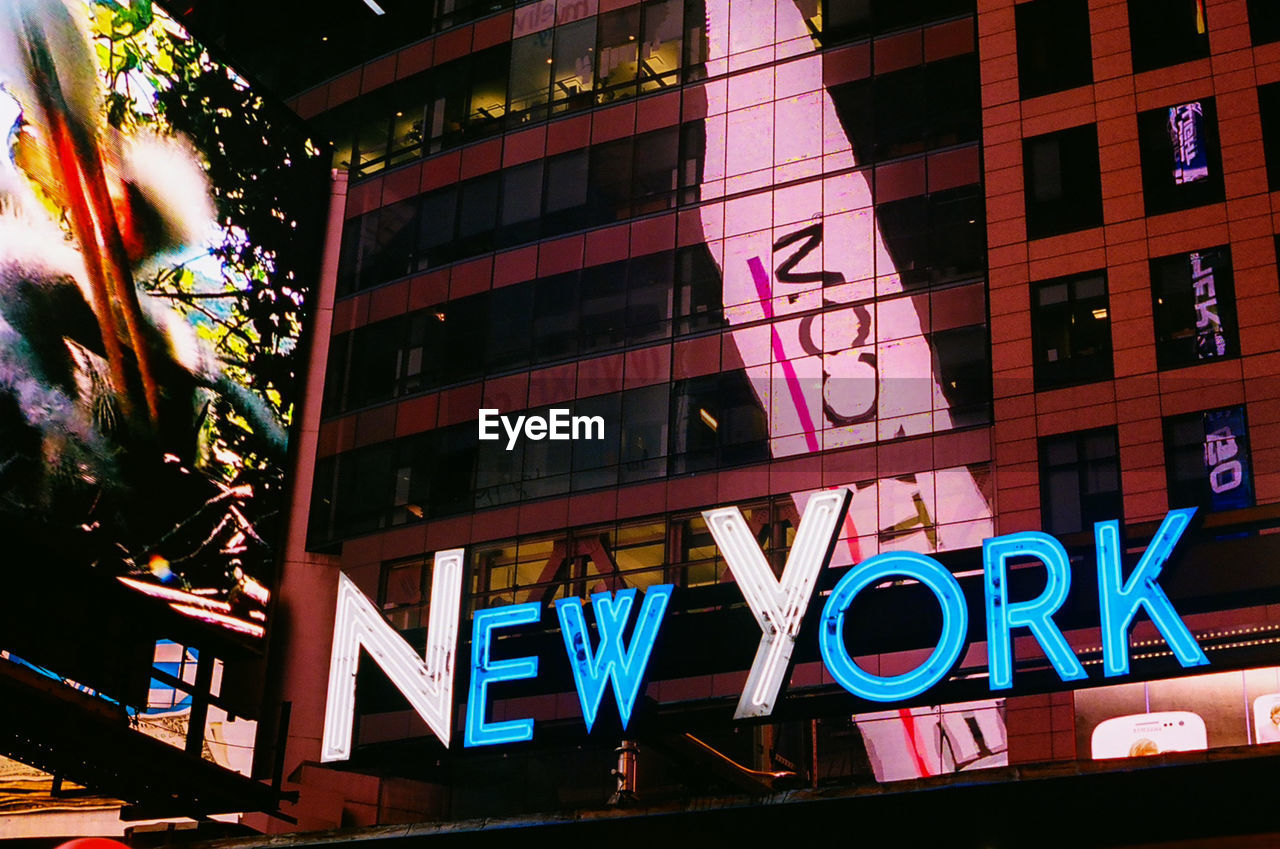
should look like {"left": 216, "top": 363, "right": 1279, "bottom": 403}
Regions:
{"left": 163, "top": 0, "right": 1280, "bottom": 844}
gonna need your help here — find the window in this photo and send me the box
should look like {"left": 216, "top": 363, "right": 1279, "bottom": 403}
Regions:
{"left": 597, "top": 6, "right": 642, "bottom": 103}
{"left": 498, "top": 161, "right": 544, "bottom": 247}
{"left": 1040, "top": 428, "right": 1122, "bottom": 535}
{"left": 1016, "top": 0, "right": 1093, "bottom": 99}
{"left": 1138, "top": 98, "right": 1225, "bottom": 216}
{"left": 1257, "top": 82, "right": 1280, "bottom": 191}
{"left": 930, "top": 324, "right": 990, "bottom": 427}
{"left": 1128, "top": 0, "right": 1210, "bottom": 72}
{"left": 1249, "top": 0, "right": 1280, "bottom": 45}
{"left": 551, "top": 18, "right": 597, "bottom": 115}
{"left": 543, "top": 149, "right": 591, "bottom": 233}
{"left": 827, "top": 55, "right": 981, "bottom": 166}
{"left": 1150, "top": 246, "right": 1237, "bottom": 370}
{"left": 1032, "top": 271, "right": 1112, "bottom": 389}
{"left": 507, "top": 32, "right": 553, "bottom": 125}
{"left": 670, "top": 372, "right": 769, "bottom": 473}
{"left": 380, "top": 558, "right": 431, "bottom": 631}
{"left": 822, "top": 0, "right": 974, "bottom": 44}
{"left": 675, "top": 244, "right": 723, "bottom": 334}
{"left": 1023, "top": 124, "right": 1104, "bottom": 239}
{"left": 876, "top": 186, "right": 986, "bottom": 289}
{"left": 1165, "top": 406, "right": 1255, "bottom": 511}
{"left": 640, "top": 0, "right": 684, "bottom": 92}
{"left": 455, "top": 173, "right": 501, "bottom": 257}
{"left": 632, "top": 127, "right": 680, "bottom": 215}
{"left": 589, "top": 137, "right": 635, "bottom": 221}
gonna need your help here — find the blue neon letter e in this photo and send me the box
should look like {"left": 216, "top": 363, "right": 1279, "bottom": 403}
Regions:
{"left": 465, "top": 602, "right": 540, "bottom": 747}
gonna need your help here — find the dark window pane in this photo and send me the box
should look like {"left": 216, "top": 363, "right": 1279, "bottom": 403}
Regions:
{"left": 335, "top": 443, "right": 396, "bottom": 536}
{"left": 872, "top": 66, "right": 926, "bottom": 160}
{"left": 579, "top": 261, "right": 629, "bottom": 354}
{"left": 930, "top": 323, "right": 990, "bottom": 427}
{"left": 632, "top": 127, "right": 680, "bottom": 215}
{"left": 1150, "top": 246, "right": 1237, "bottom": 370}
{"left": 590, "top": 137, "right": 635, "bottom": 221}
{"left": 1023, "top": 124, "right": 1103, "bottom": 238}
{"left": 1033, "top": 271, "right": 1112, "bottom": 389}
{"left": 1128, "top": 0, "right": 1210, "bottom": 73}
{"left": 924, "top": 55, "right": 981, "bottom": 149}
{"left": 1249, "top": 0, "right": 1280, "bottom": 45}
{"left": 1138, "top": 98, "right": 1225, "bottom": 215}
{"left": 348, "top": 317, "right": 406, "bottom": 408}
{"left": 498, "top": 161, "right": 544, "bottom": 247}
{"left": 485, "top": 284, "right": 534, "bottom": 372}
{"left": 430, "top": 425, "right": 478, "bottom": 517}
{"left": 521, "top": 406, "right": 572, "bottom": 499}
{"left": 533, "top": 271, "right": 581, "bottom": 362}
{"left": 675, "top": 244, "right": 724, "bottom": 334}
{"left": 544, "top": 150, "right": 591, "bottom": 233}
{"left": 1040, "top": 428, "right": 1121, "bottom": 535}
{"left": 475, "top": 426, "right": 524, "bottom": 509}
{"left": 372, "top": 199, "right": 418, "bottom": 284}
{"left": 570, "top": 393, "right": 622, "bottom": 491}
{"left": 627, "top": 251, "right": 675, "bottom": 344}
{"left": 1016, "top": 0, "right": 1093, "bottom": 99}
{"left": 456, "top": 173, "right": 500, "bottom": 257}
{"left": 441, "top": 295, "right": 487, "bottom": 383}
{"left": 418, "top": 187, "right": 458, "bottom": 269}
{"left": 621, "top": 384, "right": 669, "bottom": 481}
{"left": 1258, "top": 82, "right": 1280, "bottom": 191}
{"left": 336, "top": 217, "right": 363, "bottom": 295}
{"left": 928, "top": 186, "right": 985, "bottom": 284}
{"left": 322, "top": 333, "right": 350, "bottom": 415}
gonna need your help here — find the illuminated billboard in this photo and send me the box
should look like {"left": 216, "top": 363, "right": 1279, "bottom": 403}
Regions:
{"left": 0, "top": 0, "right": 324, "bottom": 646}
{"left": 320, "top": 503, "right": 1210, "bottom": 760}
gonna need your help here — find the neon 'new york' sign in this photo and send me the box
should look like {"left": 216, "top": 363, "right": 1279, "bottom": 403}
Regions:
{"left": 320, "top": 492, "right": 1208, "bottom": 761}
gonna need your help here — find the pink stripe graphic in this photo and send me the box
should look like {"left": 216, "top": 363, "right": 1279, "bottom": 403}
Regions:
{"left": 747, "top": 256, "right": 821, "bottom": 454}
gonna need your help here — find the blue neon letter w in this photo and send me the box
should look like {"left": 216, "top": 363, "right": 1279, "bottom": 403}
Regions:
{"left": 555, "top": 585, "right": 674, "bottom": 732}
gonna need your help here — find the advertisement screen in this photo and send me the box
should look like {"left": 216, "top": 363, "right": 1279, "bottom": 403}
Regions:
{"left": 1168, "top": 101, "right": 1209, "bottom": 185}
{"left": 0, "top": 0, "right": 325, "bottom": 644}
{"left": 699, "top": 0, "right": 992, "bottom": 562}
{"left": 1078, "top": 667, "right": 1280, "bottom": 757}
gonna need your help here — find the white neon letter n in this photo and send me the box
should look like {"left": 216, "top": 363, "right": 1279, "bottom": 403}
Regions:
{"left": 321, "top": 549, "right": 464, "bottom": 761}
{"left": 703, "top": 489, "right": 851, "bottom": 718}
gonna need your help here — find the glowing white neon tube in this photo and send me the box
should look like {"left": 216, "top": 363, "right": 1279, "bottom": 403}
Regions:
{"left": 704, "top": 488, "right": 850, "bottom": 718}
{"left": 321, "top": 549, "right": 464, "bottom": 761}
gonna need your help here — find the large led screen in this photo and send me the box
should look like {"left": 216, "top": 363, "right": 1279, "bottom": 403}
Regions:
{"left": 699, "top": 0, "right": 992, "bottom": 563}
{"left": 0, "top": 0, "right": 325, "bottom": 642}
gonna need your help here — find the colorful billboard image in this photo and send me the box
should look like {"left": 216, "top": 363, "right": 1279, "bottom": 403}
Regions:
{"left": 1251, "top": 693, "right": 1280, "bottom": 744}
{"left": 1090, "top": 711, "right": 1208, "bottom": 759}
{"left": 854, "top": 700, "right": 1008, "bottom": 782}
{"left": 1168, "top": 101, "right": 1209, "bottom": 185}
{"left": 699, "top": 0, "right": 993, "bottom": 564}
{"left": 0, "top": 0, "right": 324, "bottom": 644}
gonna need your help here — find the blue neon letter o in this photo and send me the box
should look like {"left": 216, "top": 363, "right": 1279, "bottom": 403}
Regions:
{"left": 819, "top": 551, "right": 968, "bottom": 702}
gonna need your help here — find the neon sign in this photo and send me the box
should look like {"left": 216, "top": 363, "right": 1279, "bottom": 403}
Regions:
{"left": 321, "top": 500, "right": 1207, "bottom": 760}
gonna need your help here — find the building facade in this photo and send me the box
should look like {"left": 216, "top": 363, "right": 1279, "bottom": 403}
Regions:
{"left": 194, "top": 0, "right": 1280, "bottom": 843}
